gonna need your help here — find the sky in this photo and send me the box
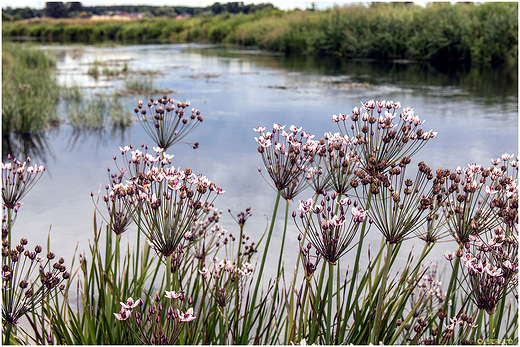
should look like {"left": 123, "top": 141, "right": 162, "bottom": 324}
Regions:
{"left": 2, "top": 0, "right": 431, "bottom": 11}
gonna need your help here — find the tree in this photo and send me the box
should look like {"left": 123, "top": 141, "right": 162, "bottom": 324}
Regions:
{"left": 66, "top": 2, "right": 83, "bottom": 12}
{"left": 44, "top": 2, "right": 68, "bottom": 18}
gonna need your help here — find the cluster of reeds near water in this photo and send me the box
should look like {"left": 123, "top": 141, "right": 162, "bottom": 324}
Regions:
{"left": 2, "top": 2, "right": 517, "bottom": 65}
{"left": 1, "top": 95, "right": 518, "bottom": 345}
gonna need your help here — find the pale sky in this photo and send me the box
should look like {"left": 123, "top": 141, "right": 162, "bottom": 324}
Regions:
{"left": 2, "top": 0, "right": 432, "bottom": 11}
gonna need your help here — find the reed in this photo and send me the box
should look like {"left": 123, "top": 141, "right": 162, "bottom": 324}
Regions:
{"left": 3, "top": 3, "right": 516, "bottom": 64}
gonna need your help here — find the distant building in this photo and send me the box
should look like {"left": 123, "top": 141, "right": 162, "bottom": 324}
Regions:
{"left": 174, "top": 12, "right": 191, "bottom": 20}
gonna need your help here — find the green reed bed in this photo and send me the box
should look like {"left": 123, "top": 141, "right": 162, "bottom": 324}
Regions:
{"left": 2, "top": 43, "right": 61, "bottom": 135}
{"left": 3, "top": 3, "right": 517, "bottom": 64}
{"left": 2, "top": 96, "right": 518, "bottom": 345}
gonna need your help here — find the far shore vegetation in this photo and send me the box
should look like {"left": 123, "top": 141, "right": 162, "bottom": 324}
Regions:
{"left": 2, "top": 2, "right": 518, "bottom": 66}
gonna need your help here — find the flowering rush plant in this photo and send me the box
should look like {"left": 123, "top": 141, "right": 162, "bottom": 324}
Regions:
{"left": 438, "top": 154, "right": 518, "bottom": 245}
{"left": 333, "top": 100, "right": 437, "bottom": 177}
{"left": 445, "top": 225, "right": 518, "bottom": 315}
{"left": 254, "top": 124, "right": 315, "bottom": 192}
{"left": 293, "top": 192, "right": 368, "bottom": 265}
{"left": 351, "top": 159, "right": 444, "bottom": 244}
{"left": 1, "top": 155, "right": 45, "bottom": 210}
{"left": 134, "top": 95, "right": 203, "bottom": 150}
{"left": 98, "top": 145, "right": 225, "bottom": 259}
{"left": 199, "top": 256, "right": 254, "bottom": 307}
{"left": 114, "top": 292, "right": 195, "bottom": 344}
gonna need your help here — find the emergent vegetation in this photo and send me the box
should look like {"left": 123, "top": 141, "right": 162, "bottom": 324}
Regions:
{"left": 2, "top": 2, "right": 518, "bottom": 65}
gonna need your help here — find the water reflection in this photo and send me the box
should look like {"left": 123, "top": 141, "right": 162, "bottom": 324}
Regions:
{"left": 66, "top": 125, "right": 132, "bottom": 151}
{"left": 2, "top": 132, "right": 56, "bottom": 165}
{"left": 187, "top": 45, "right": 518, "bottom": 110}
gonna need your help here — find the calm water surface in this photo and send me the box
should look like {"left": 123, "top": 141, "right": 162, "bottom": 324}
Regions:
{"left": 5, "top": 43, "right": 518, "bottom": 283}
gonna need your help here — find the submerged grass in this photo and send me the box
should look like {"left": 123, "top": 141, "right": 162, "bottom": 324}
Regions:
{"left": 2, "top": 3, "right": 517, "bottom": 65}
{"left": 65, "top": 92, "right": 134, "bottom": 129}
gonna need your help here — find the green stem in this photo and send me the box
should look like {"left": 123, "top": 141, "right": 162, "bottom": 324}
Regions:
{"left": 326, "top": 261, "right": 334, "bottom": 344}
{"left": 276, "top": 199, "right": 290, "bottom": 282}
{"left": 7, "top": 207, "right": 12, "bottom": 251}
{"left": 345, "top": 192, "right": 372, "bottom": 317}
{"left": 166, "top": 255, "right": 172, "bottom": 291}
{"left": 437, "top": 249, "right": 461, "bottom": 344}
{"left": 370, "top": 242, "right": 394, "bottom": 344}
{"left": 265, "top": 198, "right": 290, "bottom": 344}
{"left": 241, "top": 189, "right": 281, "bottom": 344}
{"left": 488, "top": 311, "right": 494, "bottom": 339}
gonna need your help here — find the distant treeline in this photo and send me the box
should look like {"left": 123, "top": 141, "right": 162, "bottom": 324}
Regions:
{"left": 2, "top": 1, "right": 274, "bottom": 20}
{"left": 3, "top": 2, "right": 517, "bottom": 65}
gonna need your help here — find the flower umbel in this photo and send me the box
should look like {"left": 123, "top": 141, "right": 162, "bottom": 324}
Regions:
{"left": 113, "top": 291, "right": 195, "bottom": 344}
{"left": 293, "top": 192, "right": 368, "bottom": 265}
{"left": 255, "top": 124, "right": 314, "bottom": 192}
{"left": 334, "top": 100, "right": 436, "bottom": 178}
{"left": 1, "top": 155, "right": 45, "bottom": 209}
{"left": 134, "top": 95, "right": 203, "bottom": 150}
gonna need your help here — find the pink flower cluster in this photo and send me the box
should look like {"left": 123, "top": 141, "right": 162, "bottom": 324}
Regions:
{"left": 294, "top": 192, "right": 368, "bottom": 265}
{"left": 2, "top": 155, "right": 45, "bottom": 209}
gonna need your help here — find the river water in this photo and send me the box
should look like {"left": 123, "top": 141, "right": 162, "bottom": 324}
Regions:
{"left": 3, "top": 43, "right": 518, "bottom": 284}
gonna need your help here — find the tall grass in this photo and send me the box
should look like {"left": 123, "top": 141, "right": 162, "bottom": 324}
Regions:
{"left": 2, "top": 3, "right": 517, "bottom": 64}
{"left": 2, "top": 43, "right": 61, "bottom": 135}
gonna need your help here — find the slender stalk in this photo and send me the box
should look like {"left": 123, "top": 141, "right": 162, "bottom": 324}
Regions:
{"left": 326, "top": 261, "right": 334, "bottom": 344}
{"left": 370, "top": 242, "right": 394, "bottom": 344}
{"left": 7, "top": 207, "right": 12, "bottom": 250}
{"left": 488, "top": 312, "right": 494, "bottom": 339}
{"left": 345, "top": 192, "right": 372, "bottom": 317}
{"left": 264, "top": 198, "right": 290, "bottom": 344}
{"left": 166, "top": 255, "right": 172, "bottom": 291}
{"left": 437, "top": 249, "right": 461, "bottom": 344}
{"left": 4, "top": 323, "right": 13, "bottom": 345}
{"left": 241, "top": 189, "right": 281, "bottom": 344}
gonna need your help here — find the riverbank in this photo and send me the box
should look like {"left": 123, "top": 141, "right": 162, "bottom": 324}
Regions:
{"left": 2, "top": 2, "right": 517, "bottom": 65}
